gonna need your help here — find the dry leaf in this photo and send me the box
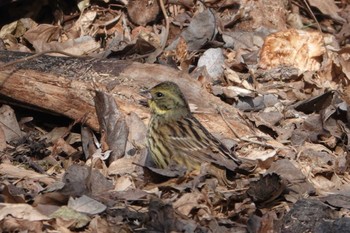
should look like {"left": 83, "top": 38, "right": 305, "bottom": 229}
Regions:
{"left": 94, "top": 91, "right": 129, "bottom": 162}
{"left": 308, "top": 0, "right": 345, "bottom": 22}
{"left": 0, "top": 105, "right": 22, "bottom": 142}
{"left": 197, "top": 48, "right": 225, "bottom": 81}
{"left": 68, "top": 195, "right": 106, "bottom": 215}
{"left": 0, "top": 163, "right": 55, "bottom": 185}
{"left": 0, "top": 203, "right": 50, "bottom": 221}
{"left": 259, "top": 29, "right": 326, "bottom": 72}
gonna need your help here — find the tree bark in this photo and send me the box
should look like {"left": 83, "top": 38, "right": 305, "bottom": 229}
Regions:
{"left": 0, "top": 50, "right": 249, "bottom": 139}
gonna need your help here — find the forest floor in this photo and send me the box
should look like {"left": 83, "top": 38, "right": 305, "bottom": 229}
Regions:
{"left": 0, "top": 0, "right": 350, "bottom": 232}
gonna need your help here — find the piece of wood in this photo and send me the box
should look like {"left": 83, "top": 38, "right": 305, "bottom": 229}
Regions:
{"left": 0, "top": 50, "right": 250, "bottom": 139}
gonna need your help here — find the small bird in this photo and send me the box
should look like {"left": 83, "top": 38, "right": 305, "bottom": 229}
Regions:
{"left": 146, "top": 81, "right": 241, "bottom": 184}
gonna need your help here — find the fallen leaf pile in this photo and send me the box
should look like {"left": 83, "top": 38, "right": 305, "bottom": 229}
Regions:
{"left": 0, "top": 0, "right": 350, "bottom": 232}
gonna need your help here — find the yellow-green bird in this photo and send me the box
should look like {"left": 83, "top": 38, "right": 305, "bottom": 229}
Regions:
{"left": 146, "top": 81, "right": 241, "bottom": 183}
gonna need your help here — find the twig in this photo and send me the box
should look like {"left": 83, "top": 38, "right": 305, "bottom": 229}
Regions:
{"left": 159, "top": 0, "right": 170, "bottom": 51}
{"left": 218, "top": 107, "right": 241, "bottom": 140}
{"left": 239, "top": 137, "right": 275, "bottom": 149}
{"left": 144, "top": 0, "right": 170, "bottom": 63}
{"left": 302, "top": 0, "right": 322, "bottom": 32}
{"left": 96, "top": 15, "right": 121, "bottom": 28}
{"left": 218, "top": 108, "right": 290, "bottom": 149}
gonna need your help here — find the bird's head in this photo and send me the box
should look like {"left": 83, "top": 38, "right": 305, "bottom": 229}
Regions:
{"left": 147, "top": 81, "right": 190, "bottom": 117}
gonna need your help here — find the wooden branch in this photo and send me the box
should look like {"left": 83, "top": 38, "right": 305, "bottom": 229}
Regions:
{"left": 0, "top": 50, "right": 250, "bottom": 139}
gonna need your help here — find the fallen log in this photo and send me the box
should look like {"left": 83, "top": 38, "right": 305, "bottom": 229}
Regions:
{"left": 0, "top": 50, "right": 249, "bottom": 139}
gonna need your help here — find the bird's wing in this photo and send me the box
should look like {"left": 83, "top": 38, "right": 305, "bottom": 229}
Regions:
{"left": 161, "top": 116, "right": 240, "bottom": 171}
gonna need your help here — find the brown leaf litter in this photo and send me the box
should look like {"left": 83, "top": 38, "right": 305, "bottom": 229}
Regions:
{"left": 0, "top": 0, "right": 350, "bottom": 232}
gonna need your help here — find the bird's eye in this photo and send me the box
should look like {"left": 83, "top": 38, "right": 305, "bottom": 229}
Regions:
{"left": 156, "top": 92, "right": 164, "bottom": 98}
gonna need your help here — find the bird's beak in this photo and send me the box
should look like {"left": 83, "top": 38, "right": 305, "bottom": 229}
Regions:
{"left": 140, "top": 89, "right": 152, "bottom": 107}
{"left": 140, "top": 89, "right": 152, "bottom": 99}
